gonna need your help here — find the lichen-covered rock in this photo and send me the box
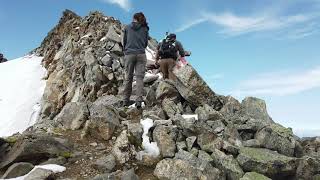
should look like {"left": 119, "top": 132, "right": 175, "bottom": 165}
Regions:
{"left": 173, "top": 64, "right": 223, "bottom": 110}
{"left": 240, "top": 97, "right": 272, "bottom": 123}
{"left": 153, "top": 125, "right": 177, "bottom": 158}
{"left": 1, "top": 162, "right": 34, "bottom": 179}
{"left": 82, "top": 103, "right": 120, "bottom": 140}
{"left": 240, "top": 172, "right": 271, "bottom": 180}
{"left": 112, "top": 130, "right": 136, "bottom": 164}
{"left": 295, "top": 156, "right": 320, "bottom": 180}
{"left": 255, "top": 123, "right": 296, "bottom": 157}
{"left": 154, "top": 158, "right": 225, "bottom": 180}
{"left": 211, "top": 148, "right": 244, "bottom": 180}
{"left": 54, "top": 102, "right": 89, "bottom": 130}
{"left": 0, "top": 134, "right": 72, "bottom": 171}
{"left": 195, "top": 104, "right": 223, "bottom": 121}
{"left": 237, "top": 147, "right": 297, "bottom": 179}
{"left": 197, "top": 132, "right": 223, "bottom": 153}
{"left": 220, "top": 96, "right": 241, "bottom": 116}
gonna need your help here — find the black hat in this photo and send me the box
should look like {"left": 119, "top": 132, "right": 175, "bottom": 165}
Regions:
{"left": 167, "top": 33, "right": 176, "bottom": 40}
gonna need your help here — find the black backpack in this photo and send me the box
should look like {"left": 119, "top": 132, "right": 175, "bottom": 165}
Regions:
{"left": 159, "top": 39, "right": 177, "bottom": 59}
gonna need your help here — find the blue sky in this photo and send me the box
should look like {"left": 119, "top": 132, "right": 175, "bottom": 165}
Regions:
{"left": 0, "top": 0, "right": 319, "bottom": 136}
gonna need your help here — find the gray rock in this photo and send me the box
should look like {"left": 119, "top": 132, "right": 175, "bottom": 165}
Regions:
{"left": 255, "top": 123, "right": 296, "bottom": 156}
{"left": 156, "top": 80, "right": 179, "bottom": 101}
{"left": 0, "top": 134, "right": 72, "bottom": 171}
{"left": 236, "top": 147, "right": 297, "bottom": 179}
{"left": 40, "top": 157, "right": 67, "bottom": 165}
{"left": 82, "top": 104, "right": 120, "bottom": 141}
{"left": 106, "top": 26, "right": 121, "bottom": 43}
{"left": 195, "top": 104, "right": 223, "bottom": 121}
{"left": 186, "top": 136, "right": 197, "bottom": 151}
{"left": 153, "top": 125, "right": 176, "bottom": 158}
{"left": 301, "top": 137, "right": 320, "bottom": 159}
{"left": 112, "top": 130, "right": 136, "bottom": 164}
{"left": 240, "top": 97, "right": 272, "bottom": 123}
{"left": 144, "top": 74, "right": 159, "bottom": 84}
{"left": 176, "top": 141, "right": 187, "bottom": 151}
{"left": 240, "top": 172, "right": 271, "bottom": 180}
{"left": 154, "top": 158, "right": 225, "bottom": 180}
{"left": 2, "top": 162, "right": 34, "bottom": 179}
{"left": 211, "top": 148, "right": 244, "bottom": 180}
{"left": 100, "top": 54, "right": 113, "bottom": 67}
{"left": 127, "top": 123, "right": 143, "bottom": 147}
{"left": 92, "top": 154, "right": 116, "bottom": 173}
{"left": 54, "top": 102, "right": 89, "bottom": 130}
{"left": 243, "top": 139, "right": 261, "bottom": 148}
{"left": 296, "top": 156, "right": 320, "bottom": 180}
{"left": 198, "top": 150, "right": 213, "bottom": 163}
{"left": 93, "top": 173, "right": 115, "bottom": 180}
{"left": 173, "top": 64, "right": 223, "bottom": 110}
{"left": 161, "top": 99, "right": 182, "bottom": 119}
{"left": 121, "top": 168, "right": 139, "bottom": 180}
{"left": 197, "top": 132, "right": 223, "bottom": 153}
{"left": 220, "top": 96, "right": 241, "bottom": 116}
{"left": 24, "top": 168, "right": 54, "bottom": 180}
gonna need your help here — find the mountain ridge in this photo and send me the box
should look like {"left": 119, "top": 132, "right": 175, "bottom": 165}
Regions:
{"left": 0, "top": 9, "right": 319, "bottom": 180}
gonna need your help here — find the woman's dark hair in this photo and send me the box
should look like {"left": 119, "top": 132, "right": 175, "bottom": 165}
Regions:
{"left": 133, "top": 12, "right": 148, "bottom": 27}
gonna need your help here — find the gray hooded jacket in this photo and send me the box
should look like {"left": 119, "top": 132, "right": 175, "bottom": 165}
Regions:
{"left": 123, "top": 22, "right": 149, "bottom": 55}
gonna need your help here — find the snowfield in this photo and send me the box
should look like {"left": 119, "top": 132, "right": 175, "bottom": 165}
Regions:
{"left": 0, "top": 55, "right": 46, "bottom": 137}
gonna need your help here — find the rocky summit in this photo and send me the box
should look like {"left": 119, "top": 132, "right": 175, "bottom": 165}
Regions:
{"left": 0, "top": 9, "right": 319, "bottom": 180}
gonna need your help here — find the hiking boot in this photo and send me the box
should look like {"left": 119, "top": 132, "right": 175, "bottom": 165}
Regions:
{"left": 121, "top": 100, "right": 130, "bottom": 107}
{"left": 136, "top": 101, "right": 142, "bottom": 109}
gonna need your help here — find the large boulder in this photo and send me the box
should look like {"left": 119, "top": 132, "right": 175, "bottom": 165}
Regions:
{"left": 154, "top": 158, "right": 225, "bottom": 180}
{"left": 197, "top": 132, "right": 223, "bottom": 153}
{"left": 237, "top": 147, "right": 297, "bottom": 179}
{"left": 240, "top": 172, "right": 271, "bottom": 180}
{"left": 173, "top": 64, "right": 223, "bottom": 110}
{"left": 255, "top": 123, "right": 296, "bottom": 156}
{"left": 220, "top": 96, "right": 241, "bottom": 116}
{"left": 24, "top": 168, "right": 54, "bottom": 180}
{"left": 211, "top": 148, "right": 244, "bottom": 180}
{"left": 156, "top": 80, "right": 180, "bottom": 101}
{"left": 0, "top": 134, "right": 72, "bottom": 171}
{"left": 112, "top": 130, "right": 136, "bottom": 164}
{"left": 82, "top": 102, "right": 120, "bottom": 140}
{"left": 153, "top": 125, "right": 177, "bottom": 158}
{"left": 54, "top": 102, "right": 89, "bottom": 130}
{"left": 92, "top": 154, "right": 116, "bottom": 173}
{"left": 240, "top": 97, "right": 272, "bottom": 123}
{"left": 1, "top": 162, "right": 34, "bottom": 179}
{"left": 295, "top": 156, "right": 320, "bottom": 180}
{"left": 301, "top": 137, "right": 320, "bottom": 158}
{"left": 195, "top": 104, "right": 223, "bottom": 121}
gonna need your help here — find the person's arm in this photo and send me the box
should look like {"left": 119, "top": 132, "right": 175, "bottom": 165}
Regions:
{"left": 176, "top": 41, "right": 185, "bottom": 57}
{"left": 122, "top": 26, "right": 127, "bottom": 51}
{"left": 145, "top": 30, "right": 149, "bottom": 48}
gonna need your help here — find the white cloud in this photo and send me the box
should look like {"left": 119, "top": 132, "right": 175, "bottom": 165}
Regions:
{"left": 231, "top": 66, "right": 320, "bottom": 97}
{"left": 102, "top": 0, "right": 131, "bottom": 11}
{"left": 175, "top": 1, "right": 320, "bottom": 39}
{"left": 176, "top": 11, "right": 319, "bottom": 38}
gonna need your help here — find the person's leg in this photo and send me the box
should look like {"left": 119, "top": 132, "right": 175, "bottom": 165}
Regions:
{"left": 123, "top": 54, "right": 136, "bottom": 104}
{"left": 135, "top": 53, "right": 147, "bottom": 103}
{"left": 159, "top": 59, "right": 169, "bottom": 79}
{"left": 168, "top": 58, "right": 177, "bottom": 81}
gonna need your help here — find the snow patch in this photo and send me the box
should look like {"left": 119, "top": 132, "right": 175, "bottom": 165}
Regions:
{"left": 182, "top": 114, "right": 199, "bottom": 120}
{"left": 5, "top": 164, "right": 66, "bottom": 180}
{"left": 0, "top": 55, "right": 47, "bottom": 137}
{"left": 146, "top": 46, "right": 156, "bottom": 62}
{"left": 136, "top": 118, "right": 160, "bottom": 160}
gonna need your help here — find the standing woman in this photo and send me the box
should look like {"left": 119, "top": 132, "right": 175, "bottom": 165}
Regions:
{"left": 122, "top": 12, "right": 149, "bottom": 108}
